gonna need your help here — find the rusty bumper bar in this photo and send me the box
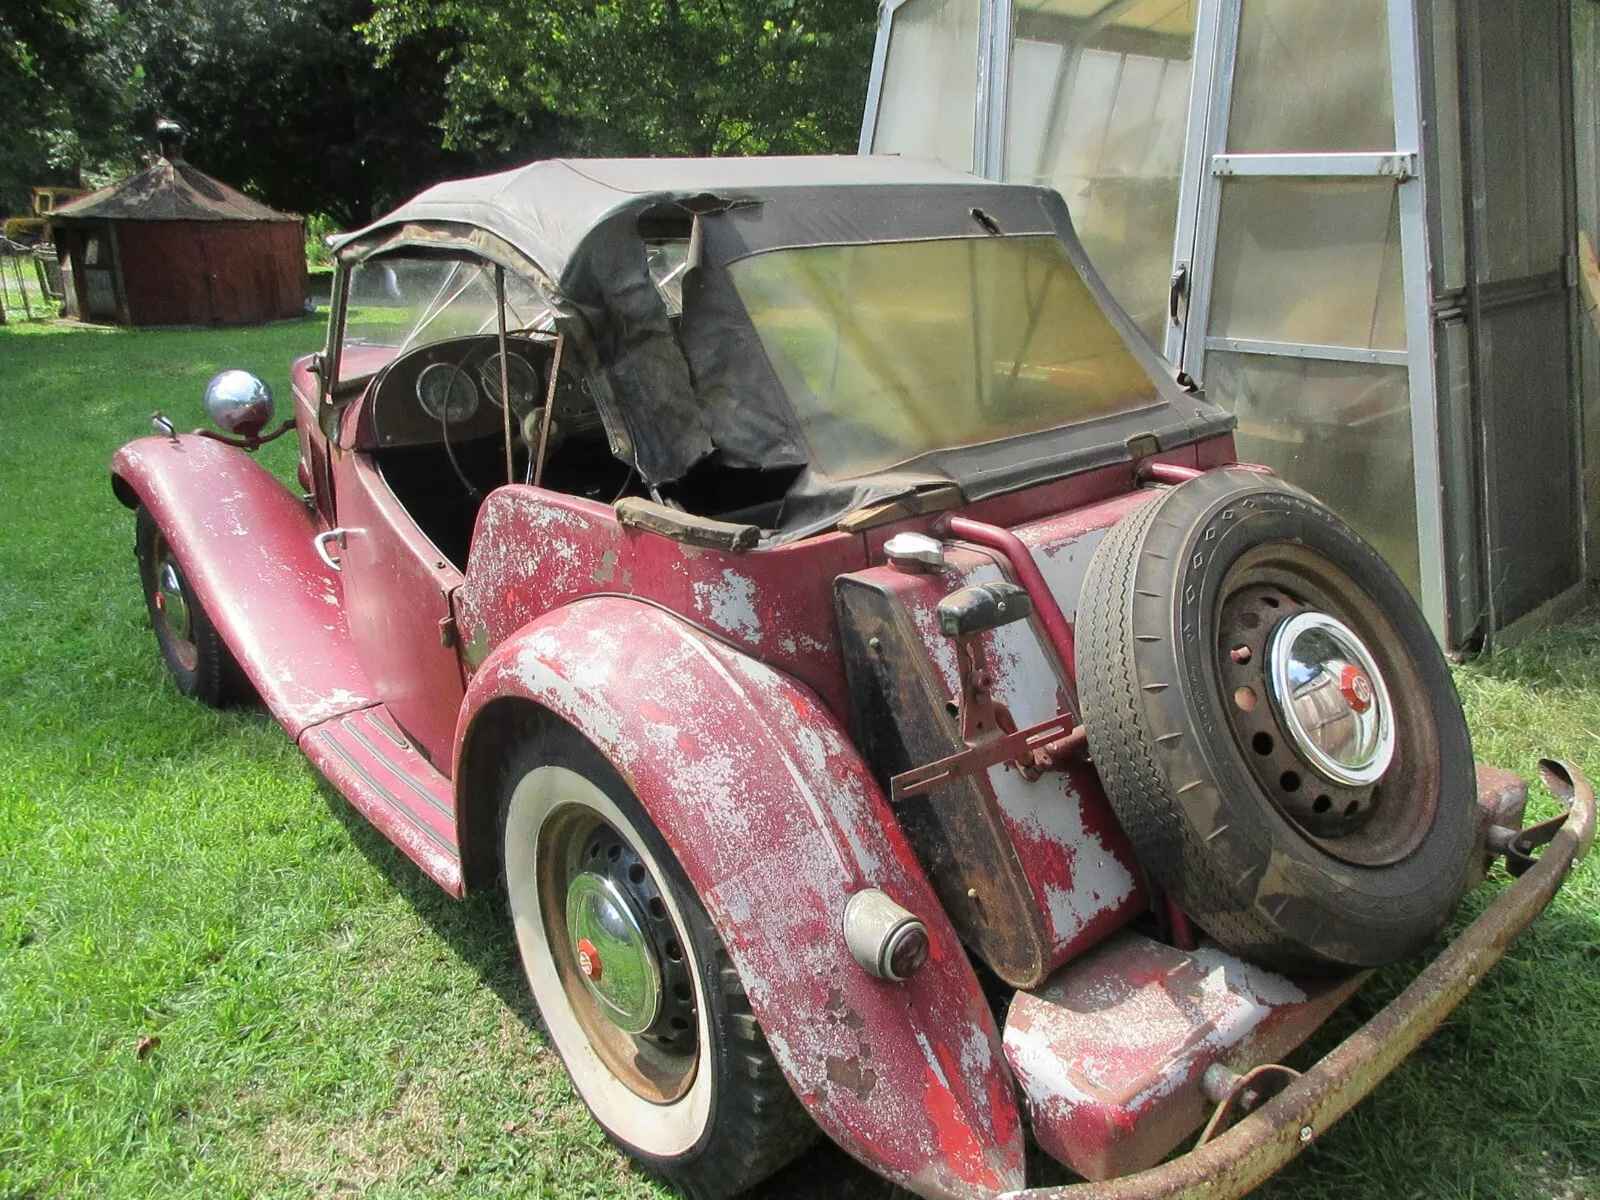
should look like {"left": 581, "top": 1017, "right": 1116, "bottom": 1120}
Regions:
{"left": 1012, "top": 759, "right": 1595, "bottom": 1200}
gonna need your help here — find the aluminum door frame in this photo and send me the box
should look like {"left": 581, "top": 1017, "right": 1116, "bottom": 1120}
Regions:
{"left": 1166, "top": 0, "right": 1448, "bottom": 636}
{"left": 858, "top": 0, "right": 1013, "bottom": 176}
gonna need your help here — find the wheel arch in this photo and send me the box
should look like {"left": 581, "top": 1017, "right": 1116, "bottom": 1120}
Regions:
{"left": 454, "top": 693, "right": 547, "bottom": 892}
{"left": 451, "top": 595, "right": 1025, "bottom": 1199}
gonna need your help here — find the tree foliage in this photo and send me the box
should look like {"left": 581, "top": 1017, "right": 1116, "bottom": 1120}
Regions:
{"left": 361, "top": 0, "right": 876, "bottom": 159}
{"left": 3, "top": 0, "right": 880, "bottom": 221}
{"left": 0, "top": 0, "right": 137, "bottom": 215}
{"left": 121, "top": 0, "right": 570, "bottom": 226}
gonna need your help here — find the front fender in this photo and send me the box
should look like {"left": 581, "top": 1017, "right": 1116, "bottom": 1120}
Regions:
{"left": 110, "top": 434, "right": 376, "bottom": 736}
{"left": 458, "top": 596, "right": 1024, "bottom": 1199}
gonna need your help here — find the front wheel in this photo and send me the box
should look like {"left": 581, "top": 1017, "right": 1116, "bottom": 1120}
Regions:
{"left": 500, "top": 720, "right": 813, "bottom": 1198}
{"left": 135, "top": 505, "right": 249, "bottom": 706}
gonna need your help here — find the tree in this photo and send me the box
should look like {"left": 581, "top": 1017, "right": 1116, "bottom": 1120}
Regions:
{"left": 121, "top": 0, "right": 572, "bottom": 227}
{"left": 0, "top": 0, "right": 138, "bottom": 215}
{"left": 360, "top": 0, "right": 877, "bottom": 160}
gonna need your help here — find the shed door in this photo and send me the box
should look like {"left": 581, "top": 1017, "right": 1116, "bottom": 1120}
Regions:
{"left": 80, "top": 226, "right": 120, "bottom": 320}
{"left": 1167, "top": 0, "right": 1443, "bottom": 630}
{"left": 1457, "top": 0, "right": 1581, "bottom": 631}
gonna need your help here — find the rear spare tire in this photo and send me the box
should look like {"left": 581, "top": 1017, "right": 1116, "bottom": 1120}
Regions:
{"left": 1077, "top": 469, "right": 1476, "bottom": 972}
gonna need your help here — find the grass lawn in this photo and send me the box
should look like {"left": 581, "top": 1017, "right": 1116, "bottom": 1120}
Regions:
{"left": 2, "top": 318, "right": 1598, "bottom": 1200}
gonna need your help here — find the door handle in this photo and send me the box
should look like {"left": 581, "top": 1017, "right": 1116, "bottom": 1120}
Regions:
{"left": 314, "top": 527, "right": 353, "bottom": 572}
{"left": 1169, "top": 261, "right": 1189, "bottom": 326}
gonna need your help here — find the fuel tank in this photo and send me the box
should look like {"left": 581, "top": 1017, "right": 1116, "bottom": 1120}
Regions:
{"left": 836, "top": 490, "right": 1158, "bottom": 988}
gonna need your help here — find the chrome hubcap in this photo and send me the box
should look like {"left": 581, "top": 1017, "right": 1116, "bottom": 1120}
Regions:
{"left": 1267, "top": 611, "right": 1395, "bottom": 788}
{"left": 565, "top": 872, "right": 661, "bottom": 1035}
{"left": 156, "top": 558, "right": 192, "bottom": 643}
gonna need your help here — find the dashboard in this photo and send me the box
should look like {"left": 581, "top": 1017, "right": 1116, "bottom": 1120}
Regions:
{"left": 366, "top": 335, "right": 604, "bottom": 449}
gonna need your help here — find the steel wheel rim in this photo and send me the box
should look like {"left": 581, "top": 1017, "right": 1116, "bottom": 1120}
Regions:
{"left": 506, "top": 765, "right": 714, "bottom": 1154}
{"left": 1215, "top": 544, "right": 1440, "bottom": 867}
{"left": 152, "top": 533, "right": 199, "bottom": 672}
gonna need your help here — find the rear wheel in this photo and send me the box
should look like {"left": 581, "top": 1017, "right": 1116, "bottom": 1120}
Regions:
{"left": 1077, "top": 470, "right": 1477, "bottom": 972}
{"left": 135, "top": 505, "right": 248, "bottom": 706}
{"left": 500, "top": 720, "right": 813, "bottom": 1198}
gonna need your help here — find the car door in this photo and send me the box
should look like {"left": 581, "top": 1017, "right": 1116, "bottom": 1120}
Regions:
{"left": 332, "top": 451, "right": 466, "bottom": 770}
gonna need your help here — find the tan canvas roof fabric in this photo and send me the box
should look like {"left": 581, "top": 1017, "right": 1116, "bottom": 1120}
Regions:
{"left": 331, "top": 155, "right": 980, "bottom": 283}
{"left": 53, "top": 157, "right": 297, "bottom": 223}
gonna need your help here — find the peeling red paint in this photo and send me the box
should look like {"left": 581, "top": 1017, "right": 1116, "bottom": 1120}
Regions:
{"left": 457, "top": 598, "right": 1025, "bottom": 1196}
{"left": 1003, "top": 931, "right": 1364, "bottom": 1181}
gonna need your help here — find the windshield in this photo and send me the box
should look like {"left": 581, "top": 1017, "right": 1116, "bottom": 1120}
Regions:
{"left": 727, "top": 234, "right": 1159, "bottom": 478}
{"left": 337, "top": 256, "right": 550, "bottom": 385}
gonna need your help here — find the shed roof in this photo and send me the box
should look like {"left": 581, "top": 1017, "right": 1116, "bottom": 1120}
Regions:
{"left": 53, "top": 156, "right": 298, "bottom": 223}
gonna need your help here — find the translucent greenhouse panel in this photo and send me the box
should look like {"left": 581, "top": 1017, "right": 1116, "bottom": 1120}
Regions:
{"left": 1207, "top": 178, "right": 1406, "bottom": 350}
{"left": 1226, "top": 0, "right": 1395, "bottom": 152}
{"left": 1207, "top": 351, "right": 1422, "bottom": 596}
{"left": 1004, "top": 0, "right": 1196, "bottom": 345}
{"left": 870, "top": 0, "right": 982, "bottom": 172}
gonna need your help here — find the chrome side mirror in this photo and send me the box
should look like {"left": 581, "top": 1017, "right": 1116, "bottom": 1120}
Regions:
{"left": 204, "top": 370, "right": 274, "bottom": 438}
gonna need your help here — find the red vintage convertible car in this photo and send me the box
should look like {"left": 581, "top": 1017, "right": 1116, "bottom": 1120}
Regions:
{"left": 112, "top": 157, "right": 1592, "bottom": 1199}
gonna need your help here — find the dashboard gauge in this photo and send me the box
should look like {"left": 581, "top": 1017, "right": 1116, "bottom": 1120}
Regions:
{"left": 416, "top": 362, "right": 480, "bottom": 423}
{"left": 480, "top": 352, "right": 543, "bottom": 416}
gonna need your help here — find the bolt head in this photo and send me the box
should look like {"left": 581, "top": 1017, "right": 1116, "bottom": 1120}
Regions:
{"left": 1299, "top": 1125, "right": 1313, "bottom": 1143}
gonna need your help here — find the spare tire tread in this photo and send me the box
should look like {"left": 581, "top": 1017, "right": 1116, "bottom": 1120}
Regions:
{"left": 1079, "top": 491, "right": 1282, "bottom": 957}
{"left": 1077, "top": 470, "right": 1476, "bottom": 972}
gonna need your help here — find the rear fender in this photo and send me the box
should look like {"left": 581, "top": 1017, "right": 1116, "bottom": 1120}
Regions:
{"left": 456, "top": 596, "right": 1024, "bottom": 1199}
{"left": 110, "top": 434, "right": 376, "bottom": 736}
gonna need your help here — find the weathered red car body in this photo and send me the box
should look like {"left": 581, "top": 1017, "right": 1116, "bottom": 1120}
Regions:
{"left": 112, "top": 157, "right": 1593, "bottom": 1199}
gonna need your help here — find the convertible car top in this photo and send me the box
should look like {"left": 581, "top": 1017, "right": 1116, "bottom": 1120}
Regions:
{"left": 332, "top": 157, "right": 1232, "bottom": 539}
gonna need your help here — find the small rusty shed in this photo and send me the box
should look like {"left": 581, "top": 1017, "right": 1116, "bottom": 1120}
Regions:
{"left": 52, "top": 126, "right": 307, "bottom": 328}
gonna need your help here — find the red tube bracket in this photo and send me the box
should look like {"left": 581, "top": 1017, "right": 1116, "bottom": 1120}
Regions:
{"left": 934, "top": 514, "right": 1081, "bottom": 718}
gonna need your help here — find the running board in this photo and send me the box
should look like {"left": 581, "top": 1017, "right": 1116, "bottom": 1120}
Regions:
{"left": 301, "top": 705, "right": 463, "bottom": 896}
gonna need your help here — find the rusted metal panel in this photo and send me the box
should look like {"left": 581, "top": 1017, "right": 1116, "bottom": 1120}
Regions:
{"left": 837, "top": 517, "right": 1149, "bottom": 987}
{"left": 334, "top": 452, "right": 466, "bottom": 769}
{"left": 109, "top": 434, "right": 377, "bottom": 736}
{"left": 453, "top": 486, "right": 865, "bottom": 721}
{"left": 301, "top": 705, "right": 463, "bottom": 895}
{"left": 838, "top": 572, "right": 1057, "bottom": 986}
{"left": 1015, "top": 761, "right": 1594, "bottom": 1199}
{"left": 114, "top": 221, "right": 211, "bottom": 326}
{"left": 457, "top": 597, "right": 1025, "bottom": 1198}
{"left": 1004, "top": 932, "right": 1363, "bottom": 1181}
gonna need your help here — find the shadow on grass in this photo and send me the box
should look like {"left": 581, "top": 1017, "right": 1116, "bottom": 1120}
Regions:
{"left": 311, "top": 779, "right": 915, "bottom": 1199}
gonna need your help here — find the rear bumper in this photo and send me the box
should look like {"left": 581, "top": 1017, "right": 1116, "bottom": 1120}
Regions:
{"left": 1010, "top": 759, "right": 1595, "bottom": 1200}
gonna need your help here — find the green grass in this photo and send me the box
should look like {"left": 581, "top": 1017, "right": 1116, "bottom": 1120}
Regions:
{"left": 1, "top": 318, "right": 1598, "bottom": 1200}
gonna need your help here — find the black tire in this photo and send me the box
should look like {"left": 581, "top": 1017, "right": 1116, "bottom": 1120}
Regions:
{"left": 498, "top": 716, "right": 815, "bottom": 1199}
{"left": 1077, "top": 469, "right": 1477, "bottom": 972}
{"left": 134, "top": 505, "right": 250, "bottom": 707}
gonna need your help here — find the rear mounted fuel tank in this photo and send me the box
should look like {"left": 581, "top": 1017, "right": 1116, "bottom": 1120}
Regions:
{"left": 835, "top": 492, "right": 1155, "bottom": 988}
{"left": 1004, "top": 930, "right": 1365, "bottom": 1180}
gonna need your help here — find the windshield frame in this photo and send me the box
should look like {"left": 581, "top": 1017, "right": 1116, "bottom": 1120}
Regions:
{"left": 329, "top": 251, "right": 553, "bottom": 393}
